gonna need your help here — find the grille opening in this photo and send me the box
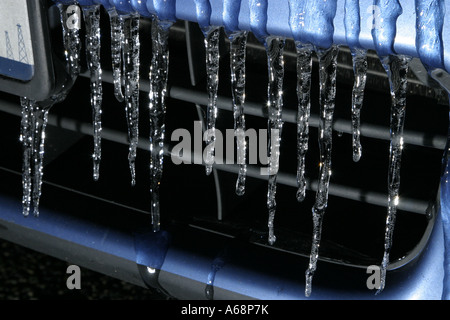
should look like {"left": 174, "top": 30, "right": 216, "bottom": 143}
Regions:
{"left": 0, "top": 5, "right": 448, "bottom": 284}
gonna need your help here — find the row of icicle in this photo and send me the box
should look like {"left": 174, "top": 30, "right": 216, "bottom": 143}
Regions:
{"left": 18, "top": 0, "right": 449, "bottom": 298}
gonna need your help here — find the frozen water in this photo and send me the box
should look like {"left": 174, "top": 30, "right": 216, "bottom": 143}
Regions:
{"left": 228, "top": 31, "right": 248, "bottom": 196}
{"left": 19, "top": 98, "right": 49, "bottom": 217}
{"left": 122, "top": 13, "right": 141, "bottom": 186}
{"left": 294, "top": 43, "right": 313, "bottom": 202}
{"left": 108, "top": 8, "right": 125, "bottom": 102}
{"left": 305, "top": 45, "right": 339, "bottom": 298}
{"left": 149, "top": 19, "right": 173, "bottom": 232}
{"left": 344, "top": 0, "right": 367, "bottom": 162}
{"left": 82, "top": 5, "right": 103, "bottom": 181}
{"left": 19, "top": 3, "right": 81, "bottom": 217}
{"left": 377, "top": 54, "right": 411, "bottom": 295}
{"left": 350, "top": 48, "right": 367, "bottom": 162}
{"left": 202, "top": 26, "right": 221, "bottom": 176}
{"left": 265, "top": 36, "right": 286, "bottom": 246}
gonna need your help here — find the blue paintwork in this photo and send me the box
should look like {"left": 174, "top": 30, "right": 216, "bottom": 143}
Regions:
{"left": 415, "top": 0, "right": 446, "bottom": 70}
{"left": 344, "top": 0, "right": 362, "bottom": 50}
{"left": 130, "top": 0, "right": 151, "bottom": 17}
{"left": 111, "top": 0, "right": 135, "bottom": 14}
{"left": 223, "top": 0, "right": 242, "bottom": 34}
{"left": 50, "top": 0, "right": 450, "bottom": 72}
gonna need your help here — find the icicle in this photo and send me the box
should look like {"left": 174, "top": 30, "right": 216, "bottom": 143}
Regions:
{"left": 19, "top": 2, "right": 81, "bottom": 217}
{"left": 148, "top": 19, "right": 173, "bottom": 232}
{"left": 249, "top": 0, "right": 285, "bottom": 246}
{"left": 305, "top": 45, "right": 339, "bottom": 298}
{"left": 370, "top": 0, "right": 410, "bottom": 295}
{"left": 107, "top": 8, "right": 125, "bottom": 102}
{"left": 82, "top": 4, "right": 103, "bottom": 181}
{"left": 122, "top": 13, "right": 141, "bottom": 186}
{"left": 294, "top": 43, "right": 313, "bottom": 202}
{"left": 193, "top": 0, "right": 220, "bottom": 176}
{"left": 19, "top": 98, "right": 50, "bottom": 217}
{"left": 228, "top": 31, "right": 248, "bottom": 196}
{"left": 202, "top": 26, "right": 221, "bottom": 176}
{"left": 350, "top": 49, "right": 367, "bottom": 162}
{"left": 20, "top": 98, "right": 33, "bottom": 217}
{"left": 377, "top": 54, "right": 410, "bottom": 295}
{"left": 224, "top": 0, "right": 248, "bottom": 196}
{"left": 288, "top": 0, "right": 313, "bottom": 202}
{"left": 344, "top": 0, "right": 367, "bottom": 162}
{"left": 265, "top": 36, "right": 285, "bottom": 246}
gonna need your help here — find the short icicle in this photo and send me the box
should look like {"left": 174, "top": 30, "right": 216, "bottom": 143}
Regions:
{"left": 82, "top": 4, "right": 103, "bottom": 181}
{"left": 107, "top": 7, "right": 125, "bottom": 102}
{"left": 19, "top": 98, "right": 50, "bottom": 217}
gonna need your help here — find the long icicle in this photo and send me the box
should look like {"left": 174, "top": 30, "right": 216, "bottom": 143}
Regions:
{"left": 229, "top": 31, "right": 248, "bottom": 196}
{"left": 149, "top": 19, "right": 173, "bottom": 232}
{"left": 344, "top": 0, "right": 367, "bottom": 162}
{"left": 370, "top": 0, "right": 406, "bottom": 295}
{"left": 265, "top": 36, "right": 286, "bottom": 246}
{"left": 295, "top": 43, "right": 313, "bottom": 202}
{"left": 203, "top": 26, "right": 221, "bottom": 176}
{"left": 19, "top": 2, "right": 81, "bottom": 217}
{"left": 20, "top": 98, "right": 33, "bottom": 217}
{"left": 305, "top": 45, "right": 339, "bottom": 298}
{"left": 82, "top": 4, "right": 103, "bottom": 181}
{"left": 122, "top": 13, "right": 140, "bottom": 186}
{"left": 377, "top": 54, "right": 411, "bottom": 294}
